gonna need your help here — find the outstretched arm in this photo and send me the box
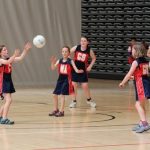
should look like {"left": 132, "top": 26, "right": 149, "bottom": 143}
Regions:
{"left": 14, "top": 42, "right": 32, "bottom": 62}
{"left": 86, "top": 49, "right": 96, "bottom": 72}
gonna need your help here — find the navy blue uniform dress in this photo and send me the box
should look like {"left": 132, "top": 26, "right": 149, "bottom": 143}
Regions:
{"left": 53, "top": 58, "right": 74, "bottom": 95}
{"left": 133, "top": 57, "right": 150, "bottom": 101}
{"left": 72, "top": 45, "right": 90, "bottom": 83}
{"left": 3, "top": 63, "right": 15, "bottom": 93}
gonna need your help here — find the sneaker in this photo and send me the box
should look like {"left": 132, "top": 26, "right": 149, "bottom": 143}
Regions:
{"left": 49, "top": 109, "right": 59, "bottom": 116}
{"left": 132, "top": 121, "right": 142, "bottom": 131}
{"left": 132, "top": 124, "right": 141, "bottom": 131}
{"left": 1, "top": 118, "right": 14, "bottom": 125}
{"left": 87, "top": 100, "right": 96, "bottom": 108}
{"left": 136, "top": 124, "right": 150, "bottom": 133}
{"left": 0, "top": 93, "right": 4, "bottom": 100}
{"left": 55, "top": 111, "right": 64, "bottom": 117}
{"left": 69, "top": 101, "right": 77, "bottom": 108}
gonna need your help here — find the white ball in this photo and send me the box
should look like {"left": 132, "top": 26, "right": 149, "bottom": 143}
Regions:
{"left": 33, "top": 35, "right": 46, "bottom": 48}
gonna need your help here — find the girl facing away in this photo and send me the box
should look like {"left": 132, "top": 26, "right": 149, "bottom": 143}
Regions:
{"left": 0, "top": 42, "right": 32, "bottom": 125}
{"left": 49, "top": 46, "right": 83, "bottom": 117}
{"left": 119, "top": 44, "right": 150, "bottom": 133}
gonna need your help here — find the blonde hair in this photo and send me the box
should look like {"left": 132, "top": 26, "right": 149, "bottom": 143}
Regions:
{"left": 133, "top": 44, "right": 145, "bottom": 58}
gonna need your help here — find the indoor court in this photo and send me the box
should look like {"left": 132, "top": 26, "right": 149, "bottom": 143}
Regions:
{"left": 0, "top": 0, "right": 150, "bottom": 150}
{"left": 0, "top": 79, "right": 150, "bottom": 150}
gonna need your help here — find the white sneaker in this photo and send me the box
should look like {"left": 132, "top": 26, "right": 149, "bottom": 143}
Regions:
{"left": 87, "top": 100, "right": 96, "bottom": 108}
{"left": 69, "top": 101, "right": 77, "bottom": 108}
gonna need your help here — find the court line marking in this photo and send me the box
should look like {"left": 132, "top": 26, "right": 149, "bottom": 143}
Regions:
{"left": 0, "top": 128, "right": 138, "bottom": 135}
{"left": 34, "top": 142, "right": 150, "bottom": 150}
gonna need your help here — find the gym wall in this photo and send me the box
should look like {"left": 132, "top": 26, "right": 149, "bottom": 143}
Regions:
{"left": 0, "top": 0, "right": 81, "bottom": 87}
{"left": 82, "top": 0, "right": 150, "bottom": 80}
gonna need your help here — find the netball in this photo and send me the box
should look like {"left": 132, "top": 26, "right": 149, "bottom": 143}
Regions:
{"left": 33, "top": 35, "right": 46, "bottom": 48}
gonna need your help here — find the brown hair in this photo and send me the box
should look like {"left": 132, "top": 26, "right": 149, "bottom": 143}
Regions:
{"left": 62, "top": 46, "right": 70, "bottom": 53}
{"left": 0, "top": 45, "right": 5, "bottom": 53}
{"left": 141, "top": 41, "right": 149, "bottom": 56}
{"left": 81, "top": 36, "right": 90, "bottom": 42}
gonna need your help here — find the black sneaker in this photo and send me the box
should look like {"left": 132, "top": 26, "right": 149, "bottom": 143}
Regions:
{"left": 49, "top": 109, "right": 59, "bottom": 116}
{"left": 0, "top": 93, "right": 4, "bottom": 100}
{"left": 55, "top": 111, "right": 64, "bottom": 117}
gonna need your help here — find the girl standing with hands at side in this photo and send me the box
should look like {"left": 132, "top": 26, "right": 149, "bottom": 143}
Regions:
{"left": 0, "top": 42, "right": 32, "bottom": 125}
{"left": 69, "top": 36, "right": 96, "bottom": 108}
{"left": 119, "top": 44, "right": 150, "bottom": 133}
{"left": 49, "top": 46, "right": 83, "bottom": 117}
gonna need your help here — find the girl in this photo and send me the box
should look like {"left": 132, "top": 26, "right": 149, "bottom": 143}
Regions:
{"left": 69, "top": 36, "right": 96, "bottom": 108}
{"left": 0, "top": 42, "right": 32, "bottom": 125}
{"left": 49, "top": 46, "right": 83, "bottom": 117}
{"left": 119, "top": 44, "right": 150, "bottom": 133}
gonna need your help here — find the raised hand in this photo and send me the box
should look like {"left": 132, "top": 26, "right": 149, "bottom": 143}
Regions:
{"left": 24, "top": 42, "right": 32, "bottom": 51}
{"left": 14, "top": 49, "right": 20, "bottom": 57}
{"left": 50, "top": 56, "right": 57, "bottom": 64}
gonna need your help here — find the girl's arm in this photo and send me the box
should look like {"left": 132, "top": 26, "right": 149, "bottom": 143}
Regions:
{"left": 119, "top": 60, "right": 137, "bottom": 87}
{"left": 14, "top": 42, "right": 32, "bottom": 62}
{"left": 50, "top": 56, "right": 59, "bottom": 70}
{"left": 87, "top": 49, "right": 96, "bottom": 72}
{"left": 0, "top": 49, "right": 20, "bottom": 65}
{"left": 69, "top": 46, "right": 77, "bottom": 58}
{"left": 71, "top": 60, "right": 83, "bottom": 73}
{"left": 70, "top": 46, "right": 77, "bottom": 54}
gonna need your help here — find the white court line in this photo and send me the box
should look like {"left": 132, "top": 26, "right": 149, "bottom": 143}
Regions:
{"left": 0, "top": 128, "right": 132, "bottom": 135}
{"left": 12, "top": 104, "right": 47, "bottom": 107}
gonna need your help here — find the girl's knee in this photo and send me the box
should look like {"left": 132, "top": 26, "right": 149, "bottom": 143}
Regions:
{"left": 4, "top": 100, "right": 12, "bottom": 106}
{"left": 72, "top": 82, "right": 77, "bottom": 87}
{"left": 135, "top": 101, "right": 140, "bottom": 107}
{"left": 81, "top": 83, "right": 89, "bottom": 89}
{"left": 135, "top": 101, "right": 145, "bottom": 109}
{"left": 53, "top": 94, "right": 58, "bottom": 98}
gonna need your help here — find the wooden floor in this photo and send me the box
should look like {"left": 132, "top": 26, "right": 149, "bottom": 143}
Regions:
{"left": 0, "top": 79, "right": 150, "bottom": 150}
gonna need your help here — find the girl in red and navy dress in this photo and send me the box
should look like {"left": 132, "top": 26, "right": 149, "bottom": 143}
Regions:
{"left": 119, "top": 44, "right": 150, "bottom": 133}
{"left": 0, "top": 43, "right": 31, "bottom": 125}
{"left": 49, "top": 46, "right": 83, "bottom": 117}
{"left": 69, "top": 36, "right": 96, "bottom": 108}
